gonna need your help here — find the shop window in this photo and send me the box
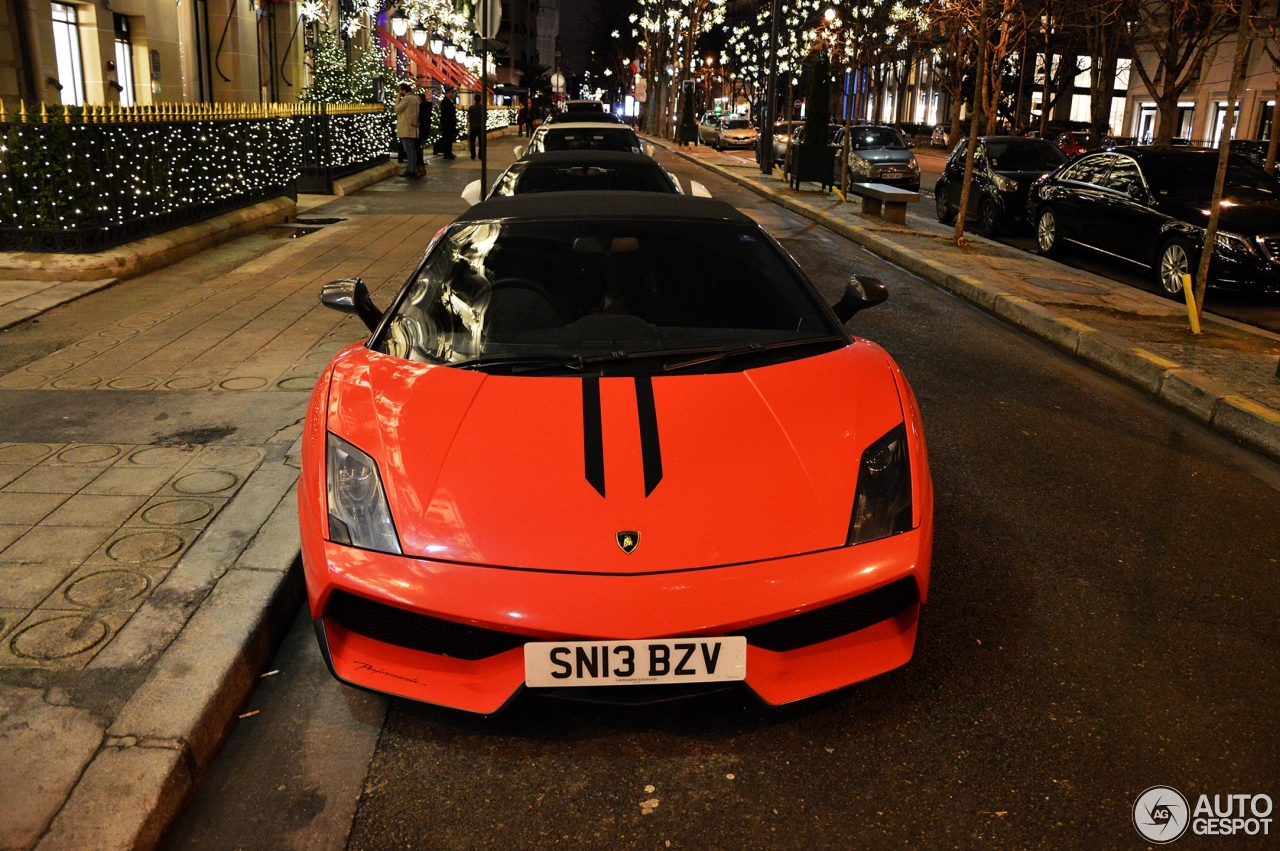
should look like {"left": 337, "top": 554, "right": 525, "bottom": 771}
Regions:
{"left": 114, "top": 14, "right": 136, "bottom": 106}
{"left": 51, "top": 2, "right": 85, "bottom": 106}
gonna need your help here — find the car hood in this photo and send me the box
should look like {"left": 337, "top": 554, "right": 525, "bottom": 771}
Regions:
{"left": 1156, "top": 197, "right": 1280, "bottom": 238}
{"left": 856, "top": 149, "right": 913, "bottom": 164}
{"left": 325, "top": 343, "right": 905, "bottom": 574}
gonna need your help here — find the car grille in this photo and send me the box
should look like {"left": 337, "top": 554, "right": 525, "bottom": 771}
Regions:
{"left": 325, "top": 590, "right": 530, "bottom": 660}
{"left": 1259, "top": 234, "right": 1280, "bottom": 263}
{"left": 737, "top": 577, "right": 918, "bottom": 652}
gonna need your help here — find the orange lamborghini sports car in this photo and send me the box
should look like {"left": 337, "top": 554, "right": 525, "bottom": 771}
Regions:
{"left": 299, "top": 193, "right": 933, "bottom": 714}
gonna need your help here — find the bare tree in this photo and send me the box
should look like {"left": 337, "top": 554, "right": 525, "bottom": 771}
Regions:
{"left": 1249, "top": 0, "right": 1280, "bottom": 173}
{"left": 1123, "top": 0, "right": 1234, "bottom": 146}
{"left": 918, "top": 0, "right": 979, "bottom": 143}
{"left": 1083, "top": 0, "right": 1126, "bottom": 143}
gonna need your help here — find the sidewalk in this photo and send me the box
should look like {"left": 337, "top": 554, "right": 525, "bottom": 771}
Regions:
{"left": 655, "top": 139, "right": 1280, "bottom": 462}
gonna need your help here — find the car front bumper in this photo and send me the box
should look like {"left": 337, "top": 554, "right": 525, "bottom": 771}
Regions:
{"left": 719, "top": 136, "right": 758, "bottom": 148}
{"left": 301, "top": 511, "right": 932, "bottom": 714}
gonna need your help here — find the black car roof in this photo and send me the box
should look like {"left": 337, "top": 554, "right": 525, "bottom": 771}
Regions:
{"left": 1104, "top": 146, "right": 1219, "bottom": 160}
{"left": 457, "top": 192, "right": 754, "bottom": 225}
{"left": 509, "top": 151, "right": 661, "bottom": 167}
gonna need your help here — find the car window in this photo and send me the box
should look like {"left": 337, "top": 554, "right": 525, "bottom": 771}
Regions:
{"left": 497, "top": 165, "right": 676, "bottom": 196}
{"left": 724, "top": 118, "right": 752, "bottom": 130}
{"left": 374, "top": 220, "right": 840, "bottom": 374}
{"left": 1103, "top": 157, "right": 1143, "bottom": 194}
{"left": 530, "top": 128, "right": 642, "bottom": 154}
{"left": 850, "top": 127, "right": 907, "bottom": 150}
{"left": 1061, "top": 154, "right": 1115, "bottom": 186}
{"left": 1144, "top": 154, "right": 1280, "bottom": 203}
{"left": 983, "top": 140, "right": 1068, "bottom": 170}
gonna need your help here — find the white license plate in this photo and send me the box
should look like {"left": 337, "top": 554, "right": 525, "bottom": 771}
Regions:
{"left": 524, "top": 637, "right": 746, "bottom": 688}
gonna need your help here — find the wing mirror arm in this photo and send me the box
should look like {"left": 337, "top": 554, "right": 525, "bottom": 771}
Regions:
{"left": 321, "top": 278, "right": 383, "bottom": 332}
{"left": 832, "top": 276, "right": 889, "bottom": 323}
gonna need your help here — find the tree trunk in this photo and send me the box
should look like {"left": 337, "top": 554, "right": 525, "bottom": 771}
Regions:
{"left": 1089, "top": 51, "right": 1118, "bottom": 145}
{"left": 956, "top": 0, "right": 989, "bottom": 245}
{"left": 1266, "top": 70, "right": 1279, "bottom": 175}
{"left": 1154, "top": 94, "right": 1178, "bottom": 146}
{"left": 1039, "top": 39, "right": 1052, "bottom": 135}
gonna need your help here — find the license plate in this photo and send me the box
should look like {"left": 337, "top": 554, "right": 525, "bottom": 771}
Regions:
{"left": 524, "top": 637, "right": 747, "bottom": 687}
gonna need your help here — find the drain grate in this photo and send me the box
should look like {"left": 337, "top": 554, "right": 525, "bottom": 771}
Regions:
{"left": 296, "top": 217, "right": 347, "bottom": 225}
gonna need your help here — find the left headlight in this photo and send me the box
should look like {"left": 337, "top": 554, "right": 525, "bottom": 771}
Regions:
{"left": 849, "top": 154, "right": 871, "bottom": 176}
{"left": 847, "top": 423, "right": 914, "bottom": 545}
{"left": 1215, "top": 231, "right": 1255, "bottom": 256}
{"left": 326, "top": 433, "right": 402, "bottom": 554}
{"left": 991, "top": 172, "right": 1018, "bottom": 192}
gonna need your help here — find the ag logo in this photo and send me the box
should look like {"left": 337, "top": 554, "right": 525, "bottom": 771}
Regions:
{"left": 616, "top": 531, "right": 640, "bottom": 554}
{"left": 1134, "top": 786, "right": 1190, "bottom": 844}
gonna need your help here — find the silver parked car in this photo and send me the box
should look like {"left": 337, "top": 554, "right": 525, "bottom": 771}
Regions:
{"left": 714, "top": 117, "right": 758, "bottom": 150}
{"left": 843, "top": 125, "right": 921, "bottom": 191}
{"left": 698, "top": 112, "right": 722, "bottom": 146}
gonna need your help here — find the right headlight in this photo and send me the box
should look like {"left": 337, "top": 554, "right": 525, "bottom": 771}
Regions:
{"left": 326, "top": 433, "right": 402, "bottom": 554}
{"left": 847, "top": 423, "right": 914, "bottom": 545}
{"left": 849, "top": 154, "right": 871, "bottom": 176}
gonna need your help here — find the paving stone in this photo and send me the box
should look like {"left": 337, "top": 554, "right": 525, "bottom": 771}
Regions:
{"left": 0, "top": 608, "right": 131, "bottom": 669}
{"left": 0, "top": 465, "right": 34, "bottom": 489}
{"left": 233, "top": 486, "right": 300, "bottom": 573}
{"left": 0, "top": 686, "right": 104, "bottom": 851}
{"left": 47, "top": 444, "right": 128, "bottom": 467}
{"left": 117, "top": 446, "right": 200, "bottom": 468}
{"left": 88, "top": 527, "right": 196, "bottom": 569}
{"left": 127, "top": 495, "right": 226, "bottom": 530}
{"left": 43, "top": 494, "right": 149, "bottom": 528}
{"left": 0, "top": 562, "right": 79, "bottom": 609}
{"left": 0, "top": 526, "right": 113, "bottom": 564}
{"left": 0, "top": 525, "right": 25, "bottom": 551}
{"left": 3, "top": 465, "right": 105, "bottom": 494}
{"left": 35, "top": 744, "right": 191, "bottom": 851}
{"left": 0, "top": 443, "right": 61, "bottom": 465}
{"left": 47, "top": 563, "right": 169, "bottom": 613}
{"left": 80, "top": 465, "right": 182, "bottom": 496}
{"left": 0, "top": 492, "right": 69, "bottom": 526}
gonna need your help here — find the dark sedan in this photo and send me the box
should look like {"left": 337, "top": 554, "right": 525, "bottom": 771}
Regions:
{"left": 463, "top": 152, "right": 683, "bottom": 205}
{"left": 1027, "top": 147, "right": 1280, "bottom": 296}
{"left": 935, "top": 137, "right": 1068, "bottom": 236}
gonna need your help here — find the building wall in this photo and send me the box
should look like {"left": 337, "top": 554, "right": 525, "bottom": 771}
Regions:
{"left": 535, "top": 0, "right": 556, "bottom": 69}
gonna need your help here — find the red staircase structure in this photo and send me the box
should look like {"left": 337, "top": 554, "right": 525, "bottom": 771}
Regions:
{"left": 378, "top": 25, "right": 478, "bottom": 91}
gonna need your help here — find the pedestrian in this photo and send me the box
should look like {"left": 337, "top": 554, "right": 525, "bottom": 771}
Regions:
{"left": 417, "top": 89, "right": 433, "bottom": 174}
{"left": 395, "top": 83, "right": 420, "bottom": 178}
{"left": 438, "top": 89, "right": 457, "bottom": 160}
{"left": 517, "top": 100, "right": 530, "bottom": 137}
{"left": 468, "top": 97, "right": 485, "bottom": 160}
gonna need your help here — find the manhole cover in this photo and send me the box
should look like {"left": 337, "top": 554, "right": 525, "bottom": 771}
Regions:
{"left": 11, "top": 615, "right": 109, "bottom": 660}
{"left": 143, "top": 498, "right": 214, "bottom": 525}
{"left": 66, "top": 570, "right": 150, "bottom": 608}
{"left": 276, "top": 376, "right": 316, "bottom": 391}
{"left": 196, "top": 446, "right": 260, "bottom": 468}
{"left": 108, "top": 531, "right": 185, "bottom": 563}
{"left": 165, "top": 376, "right": 212, "bottom": 390}
{"left": 171, "top": 470, "right": 238, "bottom": 494}
{"left": 127, "top": 446, "right": 195, "bottom": 467}
{"left": 57, "top": 444, "right": 121, "bottom": 464}
{"left": 0, "top": 444, "right": 53, "bottom": 463}
{"left": 296, "top": 217, "right": 346, "bottom": 225}
{"left": 50, "top": 375, "right": 101, "bottom": 389}
{"left": 218, "top": 376, "right": 268, "bottom": 390}
{"left": 1022, "top": 277, "right": 1107, "bottom": 294}
{"left": 107, "top": 376, "right": 158, "bottom": 390}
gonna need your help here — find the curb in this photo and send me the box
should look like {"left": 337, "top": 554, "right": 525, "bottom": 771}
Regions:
{"left": 0, "top": 196, "right": 297, "bottom": 283}
{"left": 657, "top": 140, "right": 1280, "bottom": 464}
{"left": 332, "top": 161, "right": 401, "bottom": 197}
{"left": 34, "top": 463, "right": 304, "bottom": 851}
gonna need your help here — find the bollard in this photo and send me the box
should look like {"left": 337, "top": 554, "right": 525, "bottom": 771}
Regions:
{"left": 1181, "top": 273, "right": 1201, "bottom": 335}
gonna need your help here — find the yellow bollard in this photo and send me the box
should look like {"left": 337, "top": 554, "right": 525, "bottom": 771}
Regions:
{"left": 1181, "top": 273, "right": 1201, "bottom": 335}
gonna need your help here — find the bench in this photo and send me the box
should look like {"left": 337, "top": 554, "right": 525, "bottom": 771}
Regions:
{"left": 847, "top": 182, "right": 920, "bottom": 225}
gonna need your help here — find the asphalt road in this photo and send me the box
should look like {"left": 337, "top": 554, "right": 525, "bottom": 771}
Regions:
{"left": 162, "top": 142, "right": 1280, "bottom": 850}
{"left": 724, "top": 143, "right": 1280, "bottom": 334}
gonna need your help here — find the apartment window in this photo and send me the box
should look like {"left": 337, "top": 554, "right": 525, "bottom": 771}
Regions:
{"left": 1114, "top": 59, "right": 1131, "bottom": 92}
{"left": 1212, "top": 101, "right": 1240, "bottom": 147}
{"left": 51, "top": 3, "right": 85, "bottom": 106}
{"left": 114, "top": 15, "right": 136, "bottom": 106}
{"left": 1259, "top": 101, "right": 1275, "bottom": 142}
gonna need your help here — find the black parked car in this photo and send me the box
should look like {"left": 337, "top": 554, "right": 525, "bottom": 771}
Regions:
{"left": 935, "top": 137, "right": 1068, "bottom": 236}
{"left": 1027, "top": 148, "right": 1280, "bottom": 296}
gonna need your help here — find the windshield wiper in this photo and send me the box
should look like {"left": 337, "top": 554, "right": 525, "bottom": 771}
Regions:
{"left": 662, "top": 335, "right": 843, "bottom": 372}
{"left": 453, "top": 354, "right": 587, "bottom": 372}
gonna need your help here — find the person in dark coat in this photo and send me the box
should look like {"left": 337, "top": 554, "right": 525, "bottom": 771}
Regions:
{"left": 468, "top": 98, "right": 485, "bottom": 159}
{"left": 517, "top": 101, "right": 530, "bottom": 136}
{"left": 438, "top": 90, "right": 457, "bottom": 160}
{"left": 416, "top": 91, "right": 433, "bottom": 172}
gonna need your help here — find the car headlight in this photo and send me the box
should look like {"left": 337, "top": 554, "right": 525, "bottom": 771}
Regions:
{"left": 1214, "top": 231, "right": 1255, "bottom": 256}
{"left": 907, "top": 159, "right": 920, "bottom": 173}
{"left": 849, "top": 154, "right": 871, "bottom": 176}
{"left": 991, "top": 173, "right": 1017, "bottom": 192}
{"left": 326, "top": 433, "right": 402, "bottom": 554}
{"left": 846, "top": 423, "right": 914, "bottom": 545}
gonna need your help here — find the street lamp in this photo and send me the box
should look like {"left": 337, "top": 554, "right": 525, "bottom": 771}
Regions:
{"left": 443, "top": 41, "right": 456, "bottom": 60}
{"left": 430, "top": 32, "right": 444, "bottom": 54}
{"left": 390, "top": 9, "right": 408, "bottom": 38}
{"left": 412, "top": 24, "right": 428, "bottom": 47}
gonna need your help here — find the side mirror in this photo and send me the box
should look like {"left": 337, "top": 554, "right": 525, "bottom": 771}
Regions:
{"left": 642, "top": 142, "right": 656, "bottom": 157}
{"left": 1126, "top": 182, "right": 1147, "bottom": 203}
{"left": 321, "top": 278, "right": 382, "bottom": 332}
{"left": 513, "top": 145, "right": 525, "bottom": 158}
{"left": 689, "top": 180, "right": 712, "bottom": 198}
{"left": 832, "top": 276, "right": 889, "bottom": 322}
{"left": 461, "top": 179, "right": 483, "bottom": 206}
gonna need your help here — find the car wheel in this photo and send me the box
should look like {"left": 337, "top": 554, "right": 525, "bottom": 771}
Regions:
{"left": 935, "top": 189, "right": 956, "bottom": 224}
{"left": 977, "top": 197, "right": 1001, "bottom": 238}
{"left": 1036, "top": 207, "right": 1063, "bottom": 257}
{"left": 1157, "top": 237, "right": 1196, "bottom": 299}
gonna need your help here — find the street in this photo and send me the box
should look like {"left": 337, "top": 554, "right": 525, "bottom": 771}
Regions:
{"left": 147, "top": 144, "right": 1280, "bottom": 850}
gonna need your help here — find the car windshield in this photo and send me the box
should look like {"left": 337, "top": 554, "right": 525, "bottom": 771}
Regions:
{"left": 1144, "top": 155, "right": 1280, "bottom": 204}
{"left": 373, "top": 219, "right": 841, "bottom": 375}
{"left": 531, "top": 128, "right": 641, "bottom": 154}
{"left": 983, "top": 140, "right": 1067, "bottom": 170}
{"left": 493, "top": 164, "right": 676, "bottom": 196}
{"left": 850, "top": 128, "right": 906, "bottom": 150}
{"left": 724, "top": 118, "right": 752, "bottom": 130}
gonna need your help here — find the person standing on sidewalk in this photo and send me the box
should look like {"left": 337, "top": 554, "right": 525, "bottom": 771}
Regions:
{"left": 438, "top": 90, "right": 458, "bottom": 160}
{"left": 517, "top": 100, "right": 530, "bottom": 136}
{"left": 468, "top": 97, "right": 485, "bottom": 160}
{"left": 396, "top": 84, "right": 420, "bottom": 178}
{"left": 416, "top": 90, "right": 433, "bottom": 174}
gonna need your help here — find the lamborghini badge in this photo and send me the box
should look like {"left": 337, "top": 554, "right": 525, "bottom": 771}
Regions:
{"left": 616, "top": 531, "right": 640, "bottom": 554}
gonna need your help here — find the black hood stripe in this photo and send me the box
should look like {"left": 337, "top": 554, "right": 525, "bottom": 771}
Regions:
{"left": 582, "top": 377, "right": 605, "bottom": 497}
{"left": 634, "top": 375, "right": 663, "bottom": 496}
